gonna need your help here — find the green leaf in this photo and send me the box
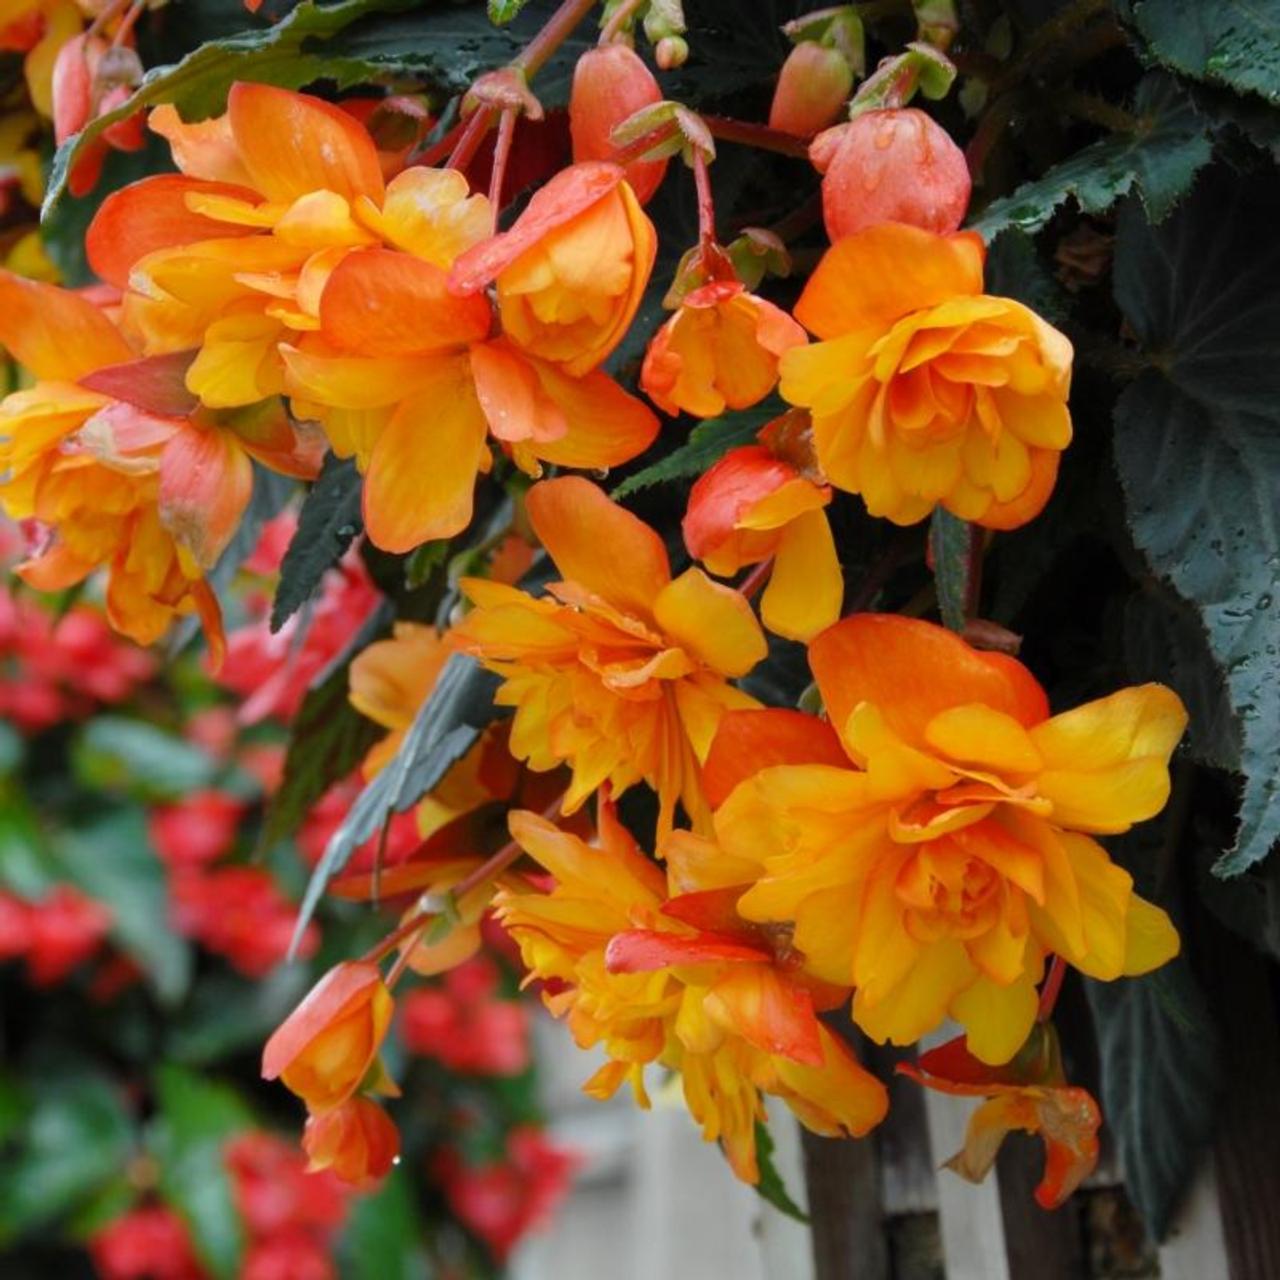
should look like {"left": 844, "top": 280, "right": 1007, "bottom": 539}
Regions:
{"left": 1112, "top": 175, "right": 1280, "bottom": 874}
{"left": 152, "top": 1065, "right": 253, "bottom": 1280}
{"left": 1086, "top": 961, "right": 1221, "bottom": 1240}
{"left": 488, "top": 0, "right": 530, "bottom": 24}
{"left": 164, "top": 965, "right": 312, "bottom": 1064}
{"left": 44, "top": 0, "right": 418, "bottom": 216}
{"left": 750, "top": 1121, "right": 809, "bottom": 1223}
{"left": 271, "top": 453, "right": 363, "bottom": 632}
{"left": 611, "top": 407, "right": 774, "bottom": 499}
{"left": 1129, "top": 0, "right": 1280, "bottom": 105}
{"left": 0, "top": 792, "right": 56, "bottom": 898}
{"left": 338, "top": 1172, "right": 429, "bottom": 1280}
{"left": 53, "top": 810, "right": 193, "bottom": 1006}
{"left": 293, "top": 653, "right": 501, "bottom": 948}
{"left": 71, "top": 716, "right": 220, "bottom": 803}
{"left": 260, "top": 603, "right": 389, "bottom": 848}
{"left": 0, "top": 1072, "right": 133, "bottom": 1240}
{"left": 929, "top": 509, "right": 971, "bottom": 633}
{"left": 971, "top": 75, "right": 1212, "bottom": 239}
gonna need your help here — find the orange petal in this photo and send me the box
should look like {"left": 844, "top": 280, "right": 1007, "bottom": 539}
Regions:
{"left": 794, "top": 223, "right": 985, "bottom": 339}
{"left": 683, "top": 445, "right": 796, "bottom": 563}
{"left": 702, "top": 707, "right": 849, "bottom": 809}
{"left": 704, "top": 965, "right": 825, "bottom": 1065}
{"left": 319, "top": 247, "right": 491, "bottom": 357}
{"left": 470, "top": 338, "right": 568, "bottom": 443}
{"left": 809, "top": 614, "right": 1049, "bottom": 750}
{"left": 0, "top": 271, "right": 133, "bottom": 381}
{"left": 227, "top": 82, "right": 385, "bottom": 205}
{"left": 86, "top": 174, "right": 261, "bottom": 290}
{"left": 526, "top": 476, "right": 670, "bottom": 618}
{"left": 653, "top": 567, "right": 767, "bottom": 677}
{"left": 362, "top": 356, "right": 488, "bottom": 550}
{"left": 158, "top": 422, "right": 254, "bottom": 568}
{"left": 260, "top": 961, "right": 385, "bottom": 1080}
{"left": 605, "top": 928, "right": 771, "bottom": 971}
{"left": 149, "top": 104, "right": 253, "bottom": 185}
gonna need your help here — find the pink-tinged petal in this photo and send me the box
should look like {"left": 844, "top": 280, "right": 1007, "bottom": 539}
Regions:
{"left": 158, "top": 423, "right": 254, "bottom": 568}
{"left": 227, "top": 82, "right": 385, "bottom": 204}
{"left": 73, "top": 402, "right": 183, "bottom": 467}
{"left": 660, "top": 887, "right": 757, "bottom": 937}
{"left": 0, "top": 271, "right": 133, "bottom": 381}
{"left": 86, "top": 174, "right": 262, "bottom": 290}
{"left": 703, "top": 708, "right": 850, "bottom": 809}
{"left": 80, "top": 351, "right": 199, "bottom": 416}
{"left": 605, "top": 928, "right": 771, "bottom": 972}
{"left": 683, "top": 445, "right": 796, "bottom": 562}
{"left": 449, "top": 161, "right": 624, "bottom": 293}
{"left": 810, "top": 614, "right": 1050, "bottom": 750}
{"left": 261, "top": 960, "right": 383, "bottom": 1080}
{"left": 319, "top": 247, "right": 491, "bottom": 357}
{"left": 526, "top": 476, "right": 670, "bottom": 617}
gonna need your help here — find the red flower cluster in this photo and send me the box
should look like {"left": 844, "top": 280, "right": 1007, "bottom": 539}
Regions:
{"left": 400, "top": 955, "right": 530, "bottom": 1077}
{"left": 148, "top": 790, "right": 245, "bottom": 868}
{"left": 0, "top": 883, "right": 112, "bottom": 986}
{"left": 0, "top": 587, "right": 155, "bottom": 732}
{"left": 89, "top": 1205, "right": 205, "bottom": 1280}
{"left": 436, "top": 1126, "right": 578, "bottom": 1261}
{"left": 297, "top": 773, "right": 422, "bottom": 874}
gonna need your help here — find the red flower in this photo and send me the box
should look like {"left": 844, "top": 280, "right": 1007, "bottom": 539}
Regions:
{"left": 25, "top": 885, "right": 112, "bottom": 986}
{"left": 149, "top": 791, "right": 245, "bottom": 868}
{"left": 89, "top": 1205, "right": 206, "bottom": 1280}
{"left": 0, "top": 890, "right": 32, "bottom": 959}
{"left": 225, "top": 1130, "right": 348, "bottom": 1241}
{"left": 241, "top": 1232, "right": 335, "bottom": 1280}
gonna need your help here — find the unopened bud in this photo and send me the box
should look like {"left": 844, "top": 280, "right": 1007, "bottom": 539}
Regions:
{"left": 655, "top": 35, "right": 687, "bottom": 68}
{"left": 769, "top": 42, "right": 854, "bottom": 137}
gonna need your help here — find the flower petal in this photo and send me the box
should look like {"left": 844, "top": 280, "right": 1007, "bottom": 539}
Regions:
{"left": 702, "top": 708, "right": 849, "bottom": 810}
{"left": 158, "top": 422, "right": 254, "bottom": 568}
{"left": 0, "top": 271, "right": 133, "bottom": 380}
{"left": 653, "top": 567, "right": 767, "bottom": 678}
{"left": 761, "top": 506, "right": 842, "bottom": 642}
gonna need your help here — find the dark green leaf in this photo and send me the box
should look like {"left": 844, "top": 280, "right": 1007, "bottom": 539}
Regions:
{"left": 292, "top": 653, "right": 502, "bottom": 947}
{"left": 44, "top": 0, "right": 417, "bottom": 216}
{"left": 271, "top": 453, "right": 363, "bottom": 632}
{"left": 260, "top": 603, "right": 389, "bottom": 849}
{"left": 611, "top": 408, "right": 774, "bottom": 499}
{"left": 338, "top": 1172, "right": 429, "bottom": 1280}
{"left": 1112, "top": 175, "right": 1280, "bottom": 874}
{"left": 1128, "top": 0, "right": 1280, "bottom": 105}
{"left": 750, "top": 1120, "right": 809, "bottom": 1223}
{"left": 0, "top": 1073, "right": 133, "bottom": 1239}
{"left": 53, "top": 810, "right": 193, "bottom": 1006}
{"left": 71, "top": 717, "right": 220, "bottom": 803}
{"left": 929, "top": 509, "right": 971, "bottom": 633}
{"left": 0, "top": 792, "right": 56, "bottom": 898}
{"left": 165, "top": 965, "right": 312, "bottom": 1064}
{"left": 971, "top": 75, "right": 1211, "bottom": 238}
{"left": 984, "top": 227, "right": 1069, "bottom": 326}
{"left": 1087, "top": 961, "right": 1221, "bottom": 1239}
{"left": 152, "top": 1066, "right": 252, "bottom": 1280}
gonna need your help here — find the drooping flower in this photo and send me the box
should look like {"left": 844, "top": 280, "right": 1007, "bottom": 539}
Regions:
{"left": 898, "top": 1024, "right": 1101, "bottom": 1208}
{"left": 810, "top": 108, "right": 971, "bottom": 241}
{"left": 569, "top": 43, "right": 668, "bottom": 204}
{"left": 262, "top": 961, "right": 395, "bottom": 1112}
{"left": 682, "top": 412, "right": 841, "bottom": 641}
{"left": 709, "top": 614, "right": 1185, "bottom": 1065}
{"left": 640, "top": 280, "right": 807, "bottom": 418}
{"left": 452, "top": 476, "right": 767, "bottom": 833}
{"left": 302, "top": 1096, "right": 400, "bottom": 1187}
{"left": 779, "top": 222, "right": 1072, "bottom": 528}
{"left": 497, "top": 806, "right": 888, "bottom": 1182}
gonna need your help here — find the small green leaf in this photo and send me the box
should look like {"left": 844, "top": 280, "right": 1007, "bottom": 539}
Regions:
{"left": 488, "top": 0, "right": 530, "bottom": 24}
{"left": 53, "top": 810, "right": 193, "bottom": 1006}
{"left": 1112, "top": 174, "right": 1280, "bottom": 874}
{"left": 260, "top": 603, "right": 390, "bottom": 849}
{"left": 271, "top": 452, "right": 363, "bottom": 633}
{"left": 971, "top": 75, "right": 1211, "bottom": 239}
{"left": 71, "top": 717, "right": 220, "bottom": 803}
{"left": 292, "top": 653, "right": 502, "bottom": 948}
{"left": 611, "top": 407, "right": 774, "bottom": 499}
{"left": 750, "top": 1121, "right": 809, "bottom": 1223}
{"left": 929, "top": 509, "right": 971, "bottom": 633}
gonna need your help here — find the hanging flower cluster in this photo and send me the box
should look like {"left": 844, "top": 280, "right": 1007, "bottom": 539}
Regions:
{"left": 3, "top": 0, "right": 1195, "bottom": 1225}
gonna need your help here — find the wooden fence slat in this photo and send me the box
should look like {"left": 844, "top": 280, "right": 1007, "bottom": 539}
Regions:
{"left": 995, "top": 1137, "right": 1085, "bottom": 1279}
{"left": 1157, "top": 1157, "right": 1228, "bottom": 1280}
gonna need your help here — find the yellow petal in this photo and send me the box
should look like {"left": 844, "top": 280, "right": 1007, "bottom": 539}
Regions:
{"left": 653, "top": 567, "right": 767, "bottom": 677}
{"left": 760, "top": 507, "right": 842, "bottom": 642}
{"left": 950, "top": 967, "right": 1040, "bottom": 1066}
{"left": 1122, "top": 895, "right": 1179, "bottom": 976}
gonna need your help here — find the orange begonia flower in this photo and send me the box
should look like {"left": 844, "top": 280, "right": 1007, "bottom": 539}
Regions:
{"left": 683, "top": 423, "right": 840, "bottom": 641}
{"left": 708, "top": 614, "right": 1185, "bottom": 1065}
{"left": 0, "top": 273, "right": 319, "bottom": 654}
{"left": 262, "top": 961, "right": 395, "bottom": 1112}
{"left": 303, "top": 1096, "right": 400, "bottom": 1187}
{"left": 451, "top": 477, "right": 767, "bottom": 834}
{"left": 497, "top": 806, "right": 887, "bottom": 1183}
{"left": 779, "top": 222, "right": 1073, "bottom": 529}
{"left": 450, "top": 161, "right": 657, "bottom": 377}
{"left": 640, "top": 281, "right": 808, "bottom": 419}
{"left": 0, "top": 0, "right": 82, "bottom": 117}
{"left": 898, "top": 1026, "right": 1100, "bottom": 1209}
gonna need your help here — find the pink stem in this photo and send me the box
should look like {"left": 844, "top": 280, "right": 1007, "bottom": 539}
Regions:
{"left": 1037, "top": 954, "right": 1067, "bottom": 1022}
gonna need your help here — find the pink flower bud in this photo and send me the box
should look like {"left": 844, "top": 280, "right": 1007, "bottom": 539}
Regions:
{"left": 769, "top": 42, "right": 854, "bottom": 138}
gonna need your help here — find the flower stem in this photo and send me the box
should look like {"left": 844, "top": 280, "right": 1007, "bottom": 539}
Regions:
{"left": 515, "top": 0, "right": 599, "bottom": 76}
{"left": 703, "top": 115, "right": 811, "bottom": 160}
{"left": 1037, "top": 954, "right": 1067, "bottom": 1022}
{"left": 739, "top": 557, "right": 774, "bottom": 601}
{"left": 692, "top": 145, "right": 716, "bottom": 249}
{"left": 599, "top": 0, "right": 645, "bottom": 45}
{"left": 488, "top": 108, "right": 519, "bottom": 224}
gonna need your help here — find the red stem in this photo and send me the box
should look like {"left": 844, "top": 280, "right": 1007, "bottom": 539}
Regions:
{"left": 445, "top": 107, "right": 494, "bottom": 172}
{"left": 488, "top": 108, "right": 518, "bottom": 222}
{"left": 740, "top": 557, "right": 774, "bottom": 601}
{"left": 703, "top": 115, "right": 812, "bottom": 159}
{"left": 414, "top": 118, "right": 467, "bottom": 168}
{"left": 515, "top": 0, "right": 598, "bottom": 75}
{"left": 692, "top": 146, "right": 716, "bottom": 249}
{"left": 1037, "top": 954, "right": 1067, "bottom": 1022}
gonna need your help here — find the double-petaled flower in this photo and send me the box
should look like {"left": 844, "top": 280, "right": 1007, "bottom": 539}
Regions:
{"left": 451, "top": 476, "right": 767, "bottom": 834}
{"left": 709, "top": 614, "right": 1185, "bottom": 1065}
{"left": 88, "top": 84, "right": 659, "bottom": 552}
{"left": 0, "top": 272, "right": 318, "bottom": 653}
{"left": 779, "top": 222, "right": 1073, "bottom": 528}
{"left": 497, "top": 804, "right": 887, "bottom": 1183}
